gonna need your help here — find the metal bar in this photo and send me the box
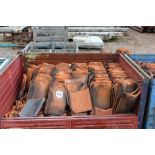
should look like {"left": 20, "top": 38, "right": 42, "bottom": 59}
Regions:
{"left": 0, "top": 57, "right": 11, "bottom": 72}
{"left": 68, "top": 26, "right": 129, "bottom": 32}
{"left": 124, "top": 54, "right": 151, "bottom": 79}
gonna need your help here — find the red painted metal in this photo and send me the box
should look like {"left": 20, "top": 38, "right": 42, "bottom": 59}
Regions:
{"left": 70, "top": 115, "right": 137, "bottom": 129}
{"left": 1, "top": 117, "right": 71, "bottom": 129}
{"left": 1, "top": 115, "right": 137, "bottom": 129}
{"left": 0, "top": 53, "right": 147, "bottom": 128}
{"left": 0, "top": 55, "right": 24, "bottom": 118}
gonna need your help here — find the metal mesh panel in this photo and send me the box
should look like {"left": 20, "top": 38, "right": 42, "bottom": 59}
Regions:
{"left": 23, "top": 41, "right": 77, "bottom": 53}
{"left": 0, "top": 47, "right": 20, "bottom": 58}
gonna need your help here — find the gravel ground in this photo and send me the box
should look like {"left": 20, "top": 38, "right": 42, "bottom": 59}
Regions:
{"left": 103, "top": 28, "right": 155, "bottom": 54}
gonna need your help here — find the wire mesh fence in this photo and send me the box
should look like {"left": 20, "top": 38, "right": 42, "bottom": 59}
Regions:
{"left": 0, "top": 47, "right": 21, "bottom": 58}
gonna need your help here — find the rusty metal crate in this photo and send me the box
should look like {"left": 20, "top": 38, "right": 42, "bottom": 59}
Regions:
{"left": 0, "top": 53, "right": 148, "bottom": 128}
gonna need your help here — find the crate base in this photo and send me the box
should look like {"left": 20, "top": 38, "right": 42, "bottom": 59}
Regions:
{"left": 1, "top": 115, "right": 138, "bottom": 129}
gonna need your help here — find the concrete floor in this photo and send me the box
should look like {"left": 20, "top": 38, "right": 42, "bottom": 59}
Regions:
{"left": 103, "top": 28, "right": 155, "bottom": 54}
